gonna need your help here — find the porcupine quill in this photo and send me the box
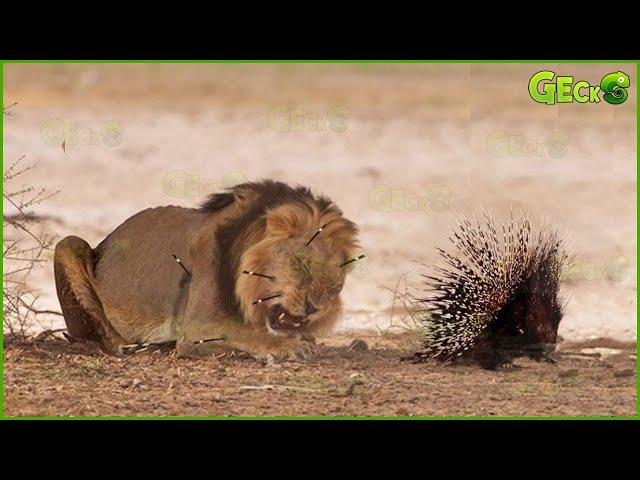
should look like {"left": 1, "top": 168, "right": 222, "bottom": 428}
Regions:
{"left": 172, "top": 254, "right": 192, "bottom": 276}
{"left": 193, "top": 337, "right": 226, "bottom": 345}
{"left": 120, "top": 340, "right": 176, "bottom": 353}
{"left": 242, "top": 270, "right": 276, "bottom": 280}
{"left": 252, "top": 294, "right": 282, "bottom": 305}
{"left": 306, "top": 224, "right": 327, "bottom": 246}
{"left": 413, "top": 211, "right": 568, "bottom": 370}
{"left": 340, "top": 254, "right": 366, "bottom": 268}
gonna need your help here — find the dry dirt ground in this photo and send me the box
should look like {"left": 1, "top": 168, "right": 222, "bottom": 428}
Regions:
{"left": 3, "top": 332, "right": 636, "bottom": 417}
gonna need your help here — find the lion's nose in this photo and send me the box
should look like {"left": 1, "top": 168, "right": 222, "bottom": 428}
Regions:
{"left": 304, "top": 298, "right": 318, "bottom": 315}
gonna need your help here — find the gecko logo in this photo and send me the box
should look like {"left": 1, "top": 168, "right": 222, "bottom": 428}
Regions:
{"left": 529, "top": 71, "right": 630, "bottom": 105}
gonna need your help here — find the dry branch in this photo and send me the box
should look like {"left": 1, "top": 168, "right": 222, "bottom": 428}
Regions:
{"left": 3, "top": 110, "right": 61, "bottom": 338}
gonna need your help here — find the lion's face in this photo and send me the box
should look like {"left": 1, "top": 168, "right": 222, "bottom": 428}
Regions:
{"left": 236, "top": 202, "right": 358, "bottom": 337}
{"left": 262, "top": 239, "right": 346, "bottom": 335}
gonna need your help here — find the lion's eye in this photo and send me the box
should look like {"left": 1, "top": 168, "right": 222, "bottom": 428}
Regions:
{"left": 331, "top": 284, "right": 343, "bottom": 293}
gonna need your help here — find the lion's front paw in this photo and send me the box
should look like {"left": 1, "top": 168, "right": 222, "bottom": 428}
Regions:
{"left": 289, "top": 339, "right": 318, "bottom": 360}
{"left": 252, "top": 336, "right": 318, "bottom": 363}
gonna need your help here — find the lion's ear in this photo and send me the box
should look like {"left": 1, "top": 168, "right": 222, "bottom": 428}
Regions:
{"left": 200, "top": 192, "right": 235, "bottom": 212}
{"left": 200, "top": 183, "right": 262, "bottom": 213}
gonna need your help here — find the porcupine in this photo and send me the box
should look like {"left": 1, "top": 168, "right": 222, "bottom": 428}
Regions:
{"left": 413, "top": 211, "right": 567, "bottom": 370}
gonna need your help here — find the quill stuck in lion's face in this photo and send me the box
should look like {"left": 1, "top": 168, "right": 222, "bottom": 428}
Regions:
{"left": 239, "top": 239, "right": 349, "bottom": 336}
{"left": 236, "top": 207, "right": 356, "bottom": 336}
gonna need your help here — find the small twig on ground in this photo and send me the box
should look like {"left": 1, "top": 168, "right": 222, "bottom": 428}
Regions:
{"left": 34, "top": 328, "right": 68, "bottom": 341}
{"left": 239, "top": 384, "right": 323, "bottom": 393}
{"left": 557, "top": 351, "right": 602, "bottom": 358}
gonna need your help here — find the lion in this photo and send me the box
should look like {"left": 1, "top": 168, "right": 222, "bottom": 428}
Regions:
{"left": 53, "top": 181, "right": 360, "bottom": 359}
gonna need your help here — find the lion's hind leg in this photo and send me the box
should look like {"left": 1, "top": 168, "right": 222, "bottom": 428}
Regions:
{"left": 54, "top": 236, "right": 127, "bottom": 354}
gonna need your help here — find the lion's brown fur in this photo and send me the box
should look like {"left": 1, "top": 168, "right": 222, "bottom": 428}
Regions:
{"left": 235, "top": 195, "right": 359, "bottom": 337}
{"left": 54, "top": 181, "right": 359, "bottom": 359}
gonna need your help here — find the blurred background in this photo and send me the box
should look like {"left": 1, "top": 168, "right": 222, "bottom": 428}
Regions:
{"left": 3, "top": 63, "right": 637, "bottom": 343}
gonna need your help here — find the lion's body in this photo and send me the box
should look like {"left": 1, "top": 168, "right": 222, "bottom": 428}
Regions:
{"left": 54, "top": 181, "right": 359, "bottom": 359}
{"left": 93, "top": 206, "right": 207, "bottom": 343}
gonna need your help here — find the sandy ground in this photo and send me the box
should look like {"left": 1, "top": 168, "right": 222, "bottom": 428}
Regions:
{"left": 3, "top": 332, "right": 636, "bottom": 417}
{"left": 2, "top": 63, "right": 637, "bottom": 417}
